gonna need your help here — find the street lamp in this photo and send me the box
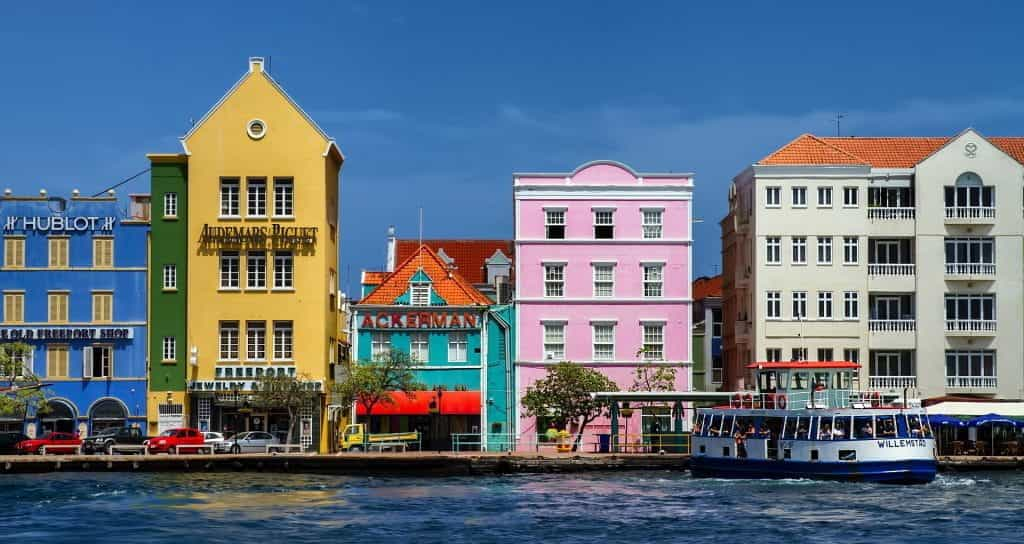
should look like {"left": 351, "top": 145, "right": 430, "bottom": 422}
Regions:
{"left": 428, "top": 386, "right": 443, "bottom": 453}
{"left": 620, "top": 402, "right": 634, "bottom": 452}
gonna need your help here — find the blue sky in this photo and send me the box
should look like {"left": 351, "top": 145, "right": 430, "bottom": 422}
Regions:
{"left": 3, "top": 2, "right": 1024, "bottom": 294}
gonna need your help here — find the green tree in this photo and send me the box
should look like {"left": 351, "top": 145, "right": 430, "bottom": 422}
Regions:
{"left": 251, "top": 372, "right": 322, "bottom": 447}
{"left": 630, "top": 351, "right": 680, "bottom": 393}
{"left": 0, "top": 343, "right": 49, "bottom": 427}
{"left": 520, "top": 362, "right": 618, "bottom": 452}
{"left": 332, "top": 349, "right": 424, "bottom": 426}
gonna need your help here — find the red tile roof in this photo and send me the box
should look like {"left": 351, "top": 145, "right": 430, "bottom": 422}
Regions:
{"left": 759, "top": 133, "right": 1024, "bottom": 168}
{"left": 360, "top": 244, "right": 492, "bottom": 306}
{"left": 395, "top": 239, "right": 513, "bottom": 285}
{"left": 362, "top": 271, "right": 387, "bottom": 286}
{"left": 693, "top": 275, "right": 722, "bottom": 301}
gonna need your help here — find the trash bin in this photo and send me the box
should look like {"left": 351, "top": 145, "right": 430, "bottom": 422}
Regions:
{"left": 597, "top": 433, "right": 611, "bottom": 453}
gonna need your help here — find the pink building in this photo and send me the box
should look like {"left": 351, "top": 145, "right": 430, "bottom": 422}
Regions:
{"left": 513, "top": 160, "right": 694, "bottom": 446}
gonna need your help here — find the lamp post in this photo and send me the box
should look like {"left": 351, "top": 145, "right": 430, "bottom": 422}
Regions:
{"left": 428, "top": 386, "right": 443, "bottom": 452}
{"left": 620, "top": 402, "right": 634, "bottom": 452}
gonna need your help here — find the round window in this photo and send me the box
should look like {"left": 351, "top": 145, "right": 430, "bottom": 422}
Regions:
{"left": 247, "top": 119, "right": 267, "bottom": 140}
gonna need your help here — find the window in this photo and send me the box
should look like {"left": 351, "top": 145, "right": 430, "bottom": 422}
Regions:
{"left": 944, "top": 238, "right": 995, "bottom": 271}
{"left": 766, "top": 187, "right": 781, "bottom": 207}
{"left": 945, "top": 294, "right": 996, "bottom": 327}
{"left": 817, "top": 348, "right": 834, "bottom": 362}
{"left": 544, "top": 264, "right": 564, "bottom": 297}
{"left": 3, "top": 293, "right": 24, "bottom": 323}
{"left": 765, "top": 348, "right": 782, "bottom": 362}
{"left": 766, "top": 291, "right": 781, "bottom": 319}
{"left": 83, "top": 345, "right": 113, "bottom": 378}
{"left": 219, "top": 322, "right": 239, "bottom": 361}
{"left": 370, "top": 331, "right": 389, "bottom": 360}
{"left": 545, "top": 210, "right": 565, "bottom": 239}
{"left": 47, "top": 345, "right": 68, "bottom": 377}
{"left": 843, "top": 237, "right": 858, "bottom": 265}
{"left": 246, "top": 251, "right": 266, "bottom": 289}
{"left": 792, "top": 237, "right": 806, "bottom": 264}
{"left": 945, "top": 173, "right": 994, "bottom": 210}
{"left": 766, "top": 237, "right": 781, "bottom": 264}
{"left": 843, "top": 348, "right": 859, "bottom": 363}
{"left": 410, "top": 332, "right": 429, "bottom": 362}
{"left": 593, "top": 324, "right": 615, "bottom": 361}
{"left": 273, "top": 251, "right": 294, "bottom": 289}
{"left": 273, "top": 321, "right": 294, "bottom": 360}
{"left": 410, "top": 284, "right": 430, "bottom": 306}
{"left": 945, "top": 350, "right": 996, "bottom": 387}
{"left": 817, "top": 237, "right": 832, "bottom": 265}
{"left": 273, "top": 178, "right": 294, "bottom": 217}
{"left": 817, "top": 291, "right": 833, "bottom": 319}
{"left": 246, "top": 321, "right": 266, "bottom": 361}
{"left": 594, "top": 210, "right": 614, "bottom": 239}
{"left": 158, "top": 336, "right": 177, "bottom": 362}
{"left": 3, "top": 237, "right": 25, "bottom": 268}
{"left": 220, "top": 251, "right": 240, "bottom": 289}
{"left": 792, "top": 187, "right": 807, "bottom": 207}
{"left": 93, "top": 237, "right": 113, "bottom": 268}
{"left": 247, "top": 178, "right": 267, "bottom": 217}
{"left": 163, "top": 192, "right": 178, "bottom": 218}
{"left": 643, "top": 264, "right": 664, "bottom": 297}
{"left": 48, "top": 292, "right": 68, "bottom": 323}
{"left": 448, "top": 331, "right": 468, "bottom": 362}
{"left": 791, "top": 347, "right": 807, "bottom": 361}
{"left": 220, "top": 179, "right": 240, "bottom": 217}
{"left": 817, "top": 187, "right": 832, "bottom": 207}
{"left": 543, "top": 324, "right": 565, "bottom": 360}
{"left": 48, "top": 237, "right": 69, "bottom": 268}
{"left": 163, "top": 264, "right": 177, "bottom": 290}
{"left": 843, "top": 187, "right": 858, "bottom": 207}
{"left": 593, "top": 264, "right": 614, "bottom": 297}
{"left": 843, "top": 291, "right": 859, "bottom": 320}
{"left": 642, "top": 210, "right": 663, "bottom": 239}
{"left": 92, "top": 292, "right": 113, "bottom": 323}
{"left": 792, "top": 291, "right": 807, "bottom": 319}
{"left": 642, "top": 324, "right": 664, "bottom": 360}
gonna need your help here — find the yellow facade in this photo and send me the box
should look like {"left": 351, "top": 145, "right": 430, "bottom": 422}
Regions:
{"left": 182, "top": 58, "right": 343, "bottom": 451}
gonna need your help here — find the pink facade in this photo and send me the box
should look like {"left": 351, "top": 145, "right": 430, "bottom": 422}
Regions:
{"left": 514, "top": 160, "right": 694, "bottom": 446}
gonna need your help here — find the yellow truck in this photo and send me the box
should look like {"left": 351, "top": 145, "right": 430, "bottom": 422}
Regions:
{"left": 339, "top": 423, "right": 420, "bottom": 452}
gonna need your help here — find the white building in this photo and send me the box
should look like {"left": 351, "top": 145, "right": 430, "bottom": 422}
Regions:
{"left": 721, "top": 129, "right": 1024, "bottom": 401}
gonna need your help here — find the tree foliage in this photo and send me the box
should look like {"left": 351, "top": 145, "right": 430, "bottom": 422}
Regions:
{"left": 251, "top": 372, "right": 321, "bottom": 446}
{"left": 629, "top": 359, "right": 680, "bottom": 393}
{"left": 332, "top": 348, "right": 424, "bottom": 423}
{"left": 0, "top": 343, "right": 50, "bottom": 423}
{"left": 520, "top": 362, "right": 618, "bottom": 451}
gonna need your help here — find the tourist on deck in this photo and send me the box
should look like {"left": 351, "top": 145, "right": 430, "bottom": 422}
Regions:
{"left": 796, "top": 424, "right": 809, "bottom": 439}
{"left": 819, "top": 423, "right": 832, "bottom": 440}
{"left": 859, "top": 423, "right": 874, "bottom": 438}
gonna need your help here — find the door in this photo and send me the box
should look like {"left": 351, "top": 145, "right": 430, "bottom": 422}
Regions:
{"left": 874, "top": 241, "right": 900, "bottom": 265}
{"left": 872, "top": 297, "right": 901, "bottom": 321}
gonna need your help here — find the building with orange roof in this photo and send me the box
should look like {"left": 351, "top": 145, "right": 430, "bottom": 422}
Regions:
{"left": 692, "top": 275, "right": 723, "bottom": 391}
{"left": 353, "top": 244, "right": 515, "bottom": 450}
{"left": 721, "top": 128, "right": 1024, "bottom": 402}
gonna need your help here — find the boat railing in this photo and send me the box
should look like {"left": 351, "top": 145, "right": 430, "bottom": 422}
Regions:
{"left": 728, "top": 389, "right": 894, "bottom": 410}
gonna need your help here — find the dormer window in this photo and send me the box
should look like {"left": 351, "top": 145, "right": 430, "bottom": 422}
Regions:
{"left": 411, "top": 284, "right": 430, "bottom": 306}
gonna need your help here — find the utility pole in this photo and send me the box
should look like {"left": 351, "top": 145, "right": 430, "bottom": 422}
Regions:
{"left": 834, "top": 112, "right": 846, "bottom": 137}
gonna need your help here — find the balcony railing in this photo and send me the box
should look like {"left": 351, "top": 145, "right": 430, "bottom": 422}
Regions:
{"left": 868, "top": 207, "right": 915, "bottom": 220}
{"left": 868, "top": 319, "right": 916, "bottom": 332}
{"left": 945, "top": 320, "right": 997, "bottom": 333}
{"left": 869, "top": 376, "right": 918, "bottom": 389}
{"left": 945, "top": 206, "right": 995, "bottom": 220}
{"left": 946, "top": 376, "right": 997, "bottom": 389}
{"left": 868, "top": 263, "right": 915, "bottom": 276}
{"left": 945, "top": 263, "right": 996, "bottom": 276}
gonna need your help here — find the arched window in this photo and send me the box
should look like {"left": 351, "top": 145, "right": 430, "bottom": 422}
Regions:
{"left": 90, "top": 399, "right": 127, "bottom": 433}
{"left": 40, "top": 400, "right": 76, "bottom": 434}
{"left": 945, "top": 172, "right": 993, "bottom": 209}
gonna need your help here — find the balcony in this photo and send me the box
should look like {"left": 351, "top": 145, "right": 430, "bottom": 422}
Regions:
{"left": 868, "top": 263, "right": 915, "bottom": 277}
{"left": 946, "top": 376, "right": 997, "bottom": 389}
{"left": 868, "top": 207, "right": 915, "bottom": 220}
{"left": 945, "top": 320, "right": 997, "bottom": 336}
{"left": 945, "top": 206, "right": 995, "bottom": 224}
{"left": 868, "top": 319, "right": 915, "bottom": 332}
{"left": 945, "top": 262, "right": 996, "bottom": 280}
{"left": 869, "top": 376, "right": 918, "bottom": 389}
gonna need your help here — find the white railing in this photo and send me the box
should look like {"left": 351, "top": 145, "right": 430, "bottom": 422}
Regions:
{"left": 868, "top": 263, "right": 915, "bottom": 276}
{"left": 945, "top": 320, "right": 997, "bottom": 333}
{"left": 946, "top": 376, "right": 997, "bottom": 388}
{"left": 945, "top": 263, "right": 996, "bottom": 276}
{"left": 869, "top": 376, "right": 918, "bottom": 388}
{"left": 868, "top": 207, "right": 915, "bottom": 220}
{"left": 945, "top": 206, "right": 996, "bottom": 220}
{"left": 869, "top": 319, "right": 916, "bottom": 332}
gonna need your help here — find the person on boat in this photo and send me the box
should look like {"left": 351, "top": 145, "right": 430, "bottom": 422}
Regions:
{"left": 860, "top": 422, "right": 874, "bottom": 438}
{"left": 733, "top": 428, "right": 748, "bottom": 458}
{"left": 880, "top": 419, "right": 896, "bottom": 437}
{"left": 832, "top": 425, "right": 846, "bottom": 439}
{"left": 797, "top": 423, "right": 809, "bottom": 439}
{"left": 819, "top": 423, "right": 832, "bottom": 440}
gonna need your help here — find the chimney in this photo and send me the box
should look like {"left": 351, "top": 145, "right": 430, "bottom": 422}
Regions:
{"left": 249, "top": 57, "right": 265, "bottom": 73}
{"left": 385, "top": 225, "right": 397, "bottom": 272}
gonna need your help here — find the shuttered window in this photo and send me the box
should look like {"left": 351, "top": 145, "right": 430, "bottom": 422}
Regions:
{"left": 3, "top": 237, "right": 25, "bottom": 268}
{"left": 3, "top": 293, "right": 24, "bottom": 323}
{"left": 47, "top": 345, "right": 69, "bottom": 378}
{"left": 48, "top": 292, "right": 68, "bottom": 323}
{"left": 93, "top": 237, "right": 114, "bottom": 268}
{"left": 48, "top": 237, "right": 69, "bottom": 268}
{"left": 92, "top": 292, "right": 113, "bottom": 323}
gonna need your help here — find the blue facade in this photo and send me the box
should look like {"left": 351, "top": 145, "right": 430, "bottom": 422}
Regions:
{"left": 1, "top": 195, "right": 148, "bottom": 437}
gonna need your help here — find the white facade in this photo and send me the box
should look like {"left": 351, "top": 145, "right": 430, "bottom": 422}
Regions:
{"left": 723, "top": 129, "right": 1024, "bottom": 400}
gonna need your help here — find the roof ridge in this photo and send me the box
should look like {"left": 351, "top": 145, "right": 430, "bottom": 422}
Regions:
{"left": 362, "top": 244, "right": 490, "bottom": 305}
{"left": 803, "top": 134, "right": 870, "bottom": 163}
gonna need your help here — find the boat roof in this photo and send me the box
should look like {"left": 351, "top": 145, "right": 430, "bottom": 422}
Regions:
{"left": 745, "top": 361, "right": 861, "bottom": 370}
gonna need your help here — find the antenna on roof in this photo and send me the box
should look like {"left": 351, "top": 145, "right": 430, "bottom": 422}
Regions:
{"left": 418, "top": 206, "right": 424, "bottom": 272}
{"left": 834, "top": 112, "right": 846, "bottom": 137}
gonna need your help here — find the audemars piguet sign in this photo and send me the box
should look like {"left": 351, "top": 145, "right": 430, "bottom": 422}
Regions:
{"left": 199, "top": 224, "right": 317, "bottom": 247}
{"left": 0, "top": 327, "right": 133, "bottom": 341}
{"left": 4, "top": 216, "right": 116, "bottom": 232}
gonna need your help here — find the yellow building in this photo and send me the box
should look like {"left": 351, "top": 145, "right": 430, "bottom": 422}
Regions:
{"left": 147, "top": 57, "right": 343, "bottom": 452}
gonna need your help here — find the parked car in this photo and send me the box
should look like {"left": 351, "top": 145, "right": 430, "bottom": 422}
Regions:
{"left": 82, "top": 427, "right": 147, "bottom": 454}
{"left": 227, "top": 431, "right": 280, "bottom": 454}
{"left": 15, "top": 432, "right": 82, "bottom": 454}
{"left": 145, "top": 428, "right": 205, "bottom": 454}
{"left": 203, "top": 431, "right": 231, "bottom": 454}
{"left": 0, "top": 432, "right": 29, "bottom": 455}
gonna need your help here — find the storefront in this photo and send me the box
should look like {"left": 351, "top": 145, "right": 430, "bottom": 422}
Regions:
{"left": 356, "top": 390, "right": 481, "bottom": 450}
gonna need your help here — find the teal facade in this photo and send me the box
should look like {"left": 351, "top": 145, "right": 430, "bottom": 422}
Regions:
{"left": 485, "top": 305, "right": 515, "bottom": 443}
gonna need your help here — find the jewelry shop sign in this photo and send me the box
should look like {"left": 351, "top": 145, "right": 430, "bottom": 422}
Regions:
{"left": 188, "top": 380, "right": 324, "bottom": 393}
{"left": 0, "top": 327, "right": 134, "bottom": 341}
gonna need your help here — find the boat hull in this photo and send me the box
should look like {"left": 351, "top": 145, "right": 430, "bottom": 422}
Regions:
{"left": 690, "top": 456, "right": 936, "bottom": 484}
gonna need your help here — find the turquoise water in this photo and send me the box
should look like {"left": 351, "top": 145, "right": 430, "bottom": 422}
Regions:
{"left": 2, "top": 471, "right": 1022, "bottom": 543}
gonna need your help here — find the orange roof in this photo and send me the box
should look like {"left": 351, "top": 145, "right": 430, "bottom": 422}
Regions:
{"left": 759, "top": 133, "right": 1024, "bottom": 168}
{"left": 395, "top": 239, "right": 513, "bottom": 285}
{"left": 693, "top": 275, "right": 722, "bottom": 301}
{"left": 362, "top": 271, "right": 387, "bottom": 286}
{"left": 360, "top": 244, "right": 492, "bottom": 306}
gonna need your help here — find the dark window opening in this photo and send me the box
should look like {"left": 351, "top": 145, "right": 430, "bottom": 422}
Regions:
{"left": 546, "top": 225, "right": 565, "bottom": 239}
{"left": 810, "top": 449, "right": 819, "bottom": 461}
{"left": 839, "top": 450, "right": 857, "bottom": 461}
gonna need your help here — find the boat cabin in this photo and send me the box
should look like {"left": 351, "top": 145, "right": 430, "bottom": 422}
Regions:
{"left": 732, "top": 361, "right": 889, "bottom": 410}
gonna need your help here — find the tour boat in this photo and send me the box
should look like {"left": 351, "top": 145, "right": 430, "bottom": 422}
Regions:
{"left": 691, "top": 361, "right": 936, "bottom": 484}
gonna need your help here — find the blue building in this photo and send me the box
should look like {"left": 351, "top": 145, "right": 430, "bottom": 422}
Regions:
{"left": 1, "top": 190, "right": 149, "bottom": 437}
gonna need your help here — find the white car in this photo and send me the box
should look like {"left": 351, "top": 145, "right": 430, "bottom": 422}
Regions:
{"left": 203, "top": 432, "right": 231, "bottom": 454}
{"left": 227, "top": 431, "right": 280, "bottom": 454}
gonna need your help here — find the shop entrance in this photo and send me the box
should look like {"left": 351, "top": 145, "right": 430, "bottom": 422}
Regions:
{"left": 40, "top": 400, "right": 76, "bottom": 434}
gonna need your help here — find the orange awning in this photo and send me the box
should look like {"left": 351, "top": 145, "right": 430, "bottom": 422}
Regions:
{"left": 355, "top": 391, "right": 480, "bottom": 416}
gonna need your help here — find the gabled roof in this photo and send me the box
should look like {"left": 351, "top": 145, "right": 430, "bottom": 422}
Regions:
{"left": 758, "top": 132, "right": 1024, "bottom": 168}
{"left": 360, "top": 244, "right": 492, "bottom": 306}
{"left": 395, "top": 239, "right": 514, "bottom": 285}
{"left": 759, "top": 134, "right": 867, "bottom": 166}
{"left": 693, "top": 275, "right": 722, "bottom": 301}
{"left": 362, "top": 271, "right": 388, "bottom": 286}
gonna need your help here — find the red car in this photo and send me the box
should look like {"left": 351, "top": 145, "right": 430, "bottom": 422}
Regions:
{"left": 146, "top": 428, "right": 205, "bottom": 454}
{"left": 15, "top": 432, "right": 82, "bottom": 455}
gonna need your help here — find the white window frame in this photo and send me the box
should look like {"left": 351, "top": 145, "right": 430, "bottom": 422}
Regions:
{"left": 246, "top": 321, "right": 266, "bottom": 361}
{"left": 766, "top": 237, "right": 781, "bottom": 265}
{"left": 593, "top": 209, "right": 615, "bottom": 239}
{"left": 843, "top": 348, "right": 859, "bottom": 363}
{"left": 817, "top": 236, "right": 832, "bottom": 265}
{"left": 162, "top": 336, "right": 176, "bottom": 362}
{"left": 163, "top": 192, "right": 178, "bottom": 218}
{"left": 544, "top": 209, "right": 566, "bottom": 239}
{"left": 643, "top": 264, "right": 664, "bottom": 298}
{"left": 220, "top": 251, "right": 240, "bottom": 289}
{"left": 219, "top": 322, "right": 239, "bottom": 361}
{"left": 370, "top": 331, "right": 389, "bottom": 360}
{"left": 818, "top": 291, "right": 833, "bottom": 319}
{"left": 544, "top": 263, "right": 565, "bottom": 298}
{"left": 791, "top": 347, "right": 807, "bottom": 362}
{"left": 162, "top": 264, "right": 177, "bottom": 290}
{"left": 765, "top": 348, "right": 782, "bottom": 362}
{"left": 410, "top": 331, "right": 429, "bottom": 362}
{"left": 642, "top": 323, "right": 665, "bottom": 361}
{"left": 273, "top": 321, "right": 294, "bottom": 361}
{"left": 543, "top": 323, "right": 565, "bottom": 361}
{"left": 273, "top": 178, "right": 294, "bottom": 218}
{"left": 447, "top": 331, "right": 468, "bottom": 362}
{"left": 84, "top": 345, "right": 113, "bottom": 379}
{"left": 246, "top": 178, "right": 267, "bottom": 218}
{"left": 817, "top": 186, "right": 833, "bottom": 207}
{"left": 843, "top": 237, "right": 858, "bottom": 265}
{"left": 247, "top": 251, "right": 266, "bottom": 289}
{"left": 592, "top": 323, "right": 615, "bottom": 361}
{"left": 765, "top": 186, "right": 781, "bottom": 208}
{"left": 592, "top": 263, "right": 615, "bottom": 297}
{"left": 219, "top": 179, "right": 240, "bottom": 218}
{"left": 641, "top": 209, "right": 663, "bottom": 239}
{"left": 273, "top": 251, "right": 294, "bottom": 290}
{"left": 792, "top": 187, "right": 807, "bottom": 207}
{"left": 843, "top": 187, "right": 858, "bottom": 208}
{"left": 792, "top": 291, "right": 807, "bottom": 320}
{"left": 766, "top": 291, "right": 781, "bottom": 320}
{"left": 817, "top": 348, "right": 834, "bottom": 362}
{"left": 410, "top": 284, "right": 430, "bottom": 306}
{"left": 844, "top": 291, "right": 859, "bottom": 320}
{"left": 792, "top": 237, "right": 806, "bottom": 265}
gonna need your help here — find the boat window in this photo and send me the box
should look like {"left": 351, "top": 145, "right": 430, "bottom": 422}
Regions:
{"left": 723, "top": 446, "right": 730, "bottom": 457}
{"left": 699, "top": 445, "right": 706, "bottom": 454}
{"left": 833, "top": 416, "right": 850, "bottom": 439}
{"left": 810, "top": 449, "right": 819, "bottom": 461}
{"left": 783, "top": 448, "right": 792, "bottom": 459}
{"left": 839, "top": 450, "right": 857, "bottom": 461}
{"left": 895, "top": 414, "right": 909, "bottom": 438}
{"left": 907, "top": 414, "right": 929, "bottom": 438}
{"left": 817, "top": 416, "right": 833, "bottom": 440}
{"left": 807, "top": 417, "right": 818, "bottom": 440}
{"left": 708, "top": 414, "right": 721, "bottom": 436}
{"left": 760, "top": 371, "right": 778, "bottom": 393}
{"left": 837, "top": 371, "right": 852, "bottom": 389}
{"left": 853, "top": 416, "right": 875, "bottom": 439}
{"left": 734, "top": 417, "right": 753, "bottom": 437}
{"left": 763, "top": 417, "right": 784, "bottom": 439}
{"left": 777, "top": 371, "right": 790, "bottom": 390}
{"left": 791, "top": 372, "right": 809, "bottom": 391}
{"left": 783, "top": 416, "right": 797, "bottom": 439}
{"left": 693, "top": 412, "right": 704, "bottom": 435}
{"left": 875, "top": 415, "right": 897, "bottom": 437}
{"left": 813, "top": 372, "right": 830, "bottom": 389}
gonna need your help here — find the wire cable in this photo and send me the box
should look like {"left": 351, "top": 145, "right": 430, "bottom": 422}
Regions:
{"left": 91, "top": 167, "right": 151, "bottom": 197}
